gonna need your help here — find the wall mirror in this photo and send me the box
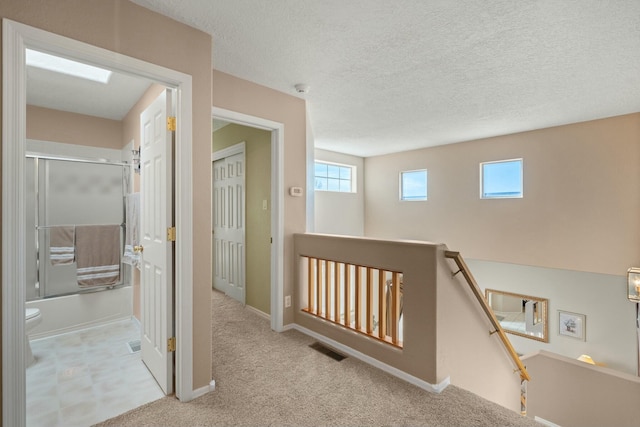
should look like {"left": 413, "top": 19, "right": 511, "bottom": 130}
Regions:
{"left": 485, "top": 289, "right": 549, "bottom": 342}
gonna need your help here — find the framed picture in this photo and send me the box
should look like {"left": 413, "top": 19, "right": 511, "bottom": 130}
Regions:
{"left": 558, "top": 310, "right": 586, "bottom": 341}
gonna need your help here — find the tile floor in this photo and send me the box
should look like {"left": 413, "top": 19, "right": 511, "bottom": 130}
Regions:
{"left": 26, "top": 319, "right": 165, "bottom": 427}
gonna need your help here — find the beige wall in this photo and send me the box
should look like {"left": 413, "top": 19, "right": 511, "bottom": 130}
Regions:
{"left": 212, "top": 70, "right": 307, "bottom": 325}
{"left": 523, "top": 350, "right": 640, "bottom": 426}
{"left": 364, "top": 114, "right": 640, "bottom": 377}
{"left": 0, "top": 0, "right": 213, "bottom": 399}
{"left": 314, "top": 149, "right": 365, "bottom": 236}
{"left": 435, "top": 250, "right": 522, "bottom": 412}
{"left": 364, "top": 113, "right": 640, "bottom": 276}
{"left": 213, "top": 123, "right": 272, "bottom": 314}
{"left": 27, "top": 105, "right": 123, "bottom": 149}
{"left": 294, "top": 233, "right": 439, "bottom": 383}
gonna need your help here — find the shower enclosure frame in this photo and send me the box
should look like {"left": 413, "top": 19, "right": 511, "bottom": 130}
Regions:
{"left": 26, "top": 152, "right": 131, "bottom": 300}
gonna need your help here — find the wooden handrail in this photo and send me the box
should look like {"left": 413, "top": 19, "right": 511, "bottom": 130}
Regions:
{"left": 444, "top": 250, "right": 530, "bottom": 382}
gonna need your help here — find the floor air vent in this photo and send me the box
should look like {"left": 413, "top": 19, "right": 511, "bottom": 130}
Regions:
{"left": 127, "top": 339, "right": 141, "bottom": 353}
{"left": 309, "top": 342, "right": 347, "bottom": 361}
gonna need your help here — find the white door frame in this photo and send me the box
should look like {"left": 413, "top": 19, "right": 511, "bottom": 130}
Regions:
{"left": 212, "top": 107, "right": 285, "bottom": 332}
{"left": 2, "top": 19, "right": 195, "bottom": 427}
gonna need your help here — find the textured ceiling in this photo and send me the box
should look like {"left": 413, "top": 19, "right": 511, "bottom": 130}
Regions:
{"left": 139, "top": 1, "right": 639, "bottom": 157}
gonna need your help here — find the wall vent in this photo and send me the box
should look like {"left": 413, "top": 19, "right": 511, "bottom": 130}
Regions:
{"left": 127, "top": 339, "right": 141, "bottom": 353}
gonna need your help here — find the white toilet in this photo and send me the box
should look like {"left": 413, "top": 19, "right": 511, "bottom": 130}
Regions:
{"left": 25, "top": 308, "right": 42, "bottom": 367}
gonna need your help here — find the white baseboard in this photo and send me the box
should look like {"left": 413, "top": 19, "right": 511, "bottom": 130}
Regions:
{"left": 190, "top": 380, "right": 216, "bottom": 400}
{"left": 30, "top": 315, "right": 132, "bottom": 341}
{"left": 534, "top": 416, "right": 562, "bottom": 427}
{"left": 131, "top": 315, "right": 141, "bottom": 328}
{"left": 245, "top": 304, "right": 270, "bottom": 321}
{"left": 291, "top": 324, "right": 450, "bottom": 394}
{"left": 280, "top": 323, "right": 295, "bottom": 332}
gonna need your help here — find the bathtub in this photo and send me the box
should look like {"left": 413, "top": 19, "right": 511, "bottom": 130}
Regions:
{"left": 26, "top": 286, "right": 133, "bottom": 339}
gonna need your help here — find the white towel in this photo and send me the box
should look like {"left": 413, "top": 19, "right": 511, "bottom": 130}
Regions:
{"left": 123, "top": 193, "right": 140, "bottom": 269}
{"left": 49, "top": 226, "right": 75, "bottom": 266}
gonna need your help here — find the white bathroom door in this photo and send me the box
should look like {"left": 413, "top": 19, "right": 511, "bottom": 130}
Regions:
{"left": 212, "top": 149, "right": 245, "bottom": 304}
{"left": 140, "top": 89, "right": 174, "bottom": 395}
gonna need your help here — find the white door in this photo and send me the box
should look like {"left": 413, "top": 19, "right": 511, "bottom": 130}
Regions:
{"left": 140, "top": 89, "right": 174, "bottom": 395}
{"left": 212, "top": 150, "right": 245, "bottom": 303}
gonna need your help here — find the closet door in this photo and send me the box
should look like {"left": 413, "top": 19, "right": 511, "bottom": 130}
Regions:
{"left": 212, "top": 147, "right": 246, "bottom": 304}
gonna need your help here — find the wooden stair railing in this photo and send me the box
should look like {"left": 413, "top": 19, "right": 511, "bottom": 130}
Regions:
{"left": 445, "top": 250, "right": 530, "bottom": 415}
{"left": 303, "top": 256, "right": 403, "bottom": 348}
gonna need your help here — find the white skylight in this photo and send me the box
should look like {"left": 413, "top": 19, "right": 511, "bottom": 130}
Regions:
{"left": 25, "top": 49, "right": 113, "bottom": 84}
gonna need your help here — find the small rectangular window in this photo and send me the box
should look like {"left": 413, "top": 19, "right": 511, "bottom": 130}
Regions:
{"left": 481, "top": 159, "right": 523, "bottom": 199}
{"left": 314, "top": 161, "right": 355, "bottom": 193}
{"left": 400, "top": 169, "right": 427, "bottom": 201}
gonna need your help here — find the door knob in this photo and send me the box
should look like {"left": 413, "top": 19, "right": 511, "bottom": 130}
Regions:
{"left": 133, "top": 245, "right": 144, "bottom": 253}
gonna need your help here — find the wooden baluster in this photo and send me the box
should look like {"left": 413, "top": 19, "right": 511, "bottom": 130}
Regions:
{"left": 306, "top": 260, "right": 402, "bottom": 348}
{"left": 355, "top": 266, "right": 362, "bottom": 331}
{"left": 378, "top": 270, "right": 387, "bottom": 339}
{"left": 307, "top": 257, "right": 315, "bottom": 313}
{"left": 344, "top": 264, "right": 351, "bottom": 327}
{"left": 325, "top": 261, "right": 331, "bottom": 319}
{"left": 366, "top": 267, "right": 374, "bottom": 334}
{"left": 316, "top": 259, "right": 322, "bottom": 316}
{"left": 391, "top": 271, "right": 401, "bottom": 345}
{"left": 334, "top": 262, "right": 340, "bottom": 322}
{"left": 520, "top": 378, "right": 527, "bottom": 416}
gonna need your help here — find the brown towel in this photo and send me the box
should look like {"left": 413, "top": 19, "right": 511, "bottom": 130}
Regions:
{"left": 49, "top": 226, "right": 75, "bottom": 265}
{"left": 75, "top": 225, "right": 121, "bottom": 288}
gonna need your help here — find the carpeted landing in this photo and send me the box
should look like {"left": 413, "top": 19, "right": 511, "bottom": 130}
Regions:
{"left": 94, "top": 290, "right": 541, "bottom": 426}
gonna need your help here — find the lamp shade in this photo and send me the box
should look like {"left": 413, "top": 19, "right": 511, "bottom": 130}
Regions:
{"left": 577, "top": 354, "right": 595, "bottom": 365}
{"left": 627, "top": 267, "right": 640, "bottom": 302}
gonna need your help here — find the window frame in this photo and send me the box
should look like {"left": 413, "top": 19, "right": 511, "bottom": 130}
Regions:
{"left": 480, "top": 158, "right": 523, "bottom": 199}
{"left": 399, "top": 169, "right": 428, "bottom": 201}
{"left": 313, "top": 160, "right": 356, "bottom": 193}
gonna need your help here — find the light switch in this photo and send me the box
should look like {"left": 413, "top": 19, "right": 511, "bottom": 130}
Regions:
{"left": 262, "top": 200, "right": 268, "bottom": 210}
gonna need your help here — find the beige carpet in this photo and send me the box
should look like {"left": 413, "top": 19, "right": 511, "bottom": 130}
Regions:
{"left": 95, "top": 290, "right": 540, "bottom": 427}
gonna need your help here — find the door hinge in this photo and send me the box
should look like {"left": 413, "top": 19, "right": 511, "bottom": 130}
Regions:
{"left": 167, "top": 116, "right": 177, "bottom": 131}
{"left": 167, "top": 336, "right": 176, "bottom": 352}
{"left": 167, "top": 226, "right": 176, "bottom": 242}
